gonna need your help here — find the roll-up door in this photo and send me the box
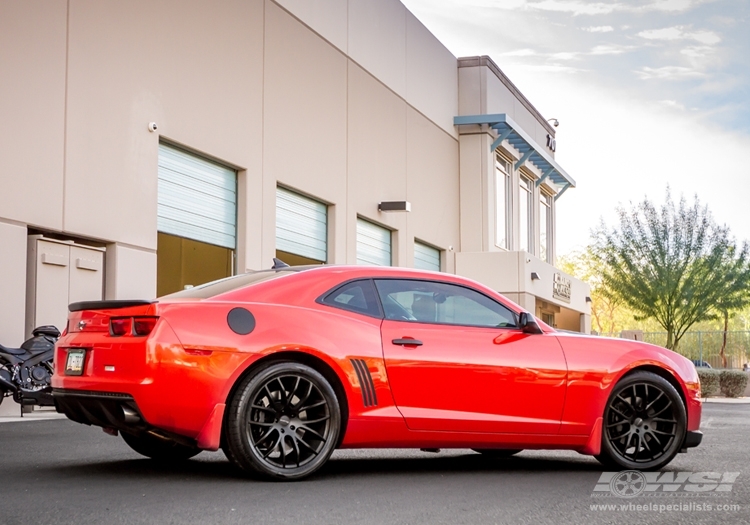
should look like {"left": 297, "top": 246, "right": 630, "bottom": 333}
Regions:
{"left": 157, "top": 143, "right": 237, "bottom": 249}
{"left": 356, "top": 219, "right": 391, "bottom": 266}
{"left": 276, "top": 187, "right": 327, "bottom": 263}
{"left": 414, "top": 241, "right": 440, "bottom": 272}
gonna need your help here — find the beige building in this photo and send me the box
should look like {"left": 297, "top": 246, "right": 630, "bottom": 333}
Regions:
{"left": 0, "top": 0, "right": 590, "bottom": 346}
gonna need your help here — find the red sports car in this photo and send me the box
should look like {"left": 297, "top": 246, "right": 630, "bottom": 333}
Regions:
{"left": 53, "top": 265, "right": 702, "bottom": 480}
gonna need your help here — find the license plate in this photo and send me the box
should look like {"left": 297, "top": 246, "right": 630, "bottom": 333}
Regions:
{"left": 65, "top": 350, "right": 86, "bottom": 376}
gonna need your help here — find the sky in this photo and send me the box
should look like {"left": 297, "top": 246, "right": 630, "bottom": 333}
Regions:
{"left": 401, "top": 0, "right": 750, "bottom": 256}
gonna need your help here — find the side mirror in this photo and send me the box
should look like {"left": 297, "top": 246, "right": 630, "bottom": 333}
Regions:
{"left": 519, "top": 312, "right": 543, "bottom": 335}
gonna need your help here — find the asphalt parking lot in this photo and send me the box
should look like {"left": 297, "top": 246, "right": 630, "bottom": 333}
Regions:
{"left": 0, "top": 402, "right": 748, "bottom": 525}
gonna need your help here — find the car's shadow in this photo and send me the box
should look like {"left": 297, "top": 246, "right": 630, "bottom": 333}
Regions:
{"left": 42, "top": 451, "right": 608, "bottom": 483}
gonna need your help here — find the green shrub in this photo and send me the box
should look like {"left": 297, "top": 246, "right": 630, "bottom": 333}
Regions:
{"left": 697, "top": 369, "right": 721, "bottom": 398}
{"left": 719, "top": 370, "right": 749, "bottom": 398}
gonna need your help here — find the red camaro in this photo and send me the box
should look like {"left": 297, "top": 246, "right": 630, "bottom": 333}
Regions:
{"left": 52, "top": 265, "right": 702, "bottom": 480}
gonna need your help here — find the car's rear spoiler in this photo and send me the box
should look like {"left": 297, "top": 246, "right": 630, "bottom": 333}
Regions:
{"left": 68, "top": 300, "right": 157, "bottom": 312}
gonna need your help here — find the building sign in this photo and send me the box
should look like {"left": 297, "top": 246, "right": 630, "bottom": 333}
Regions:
{"left": 552, "top": 272, "right": 571, "bottom": 303}
{"left": 546, "top": 134, "right": 556, "bottom": 152}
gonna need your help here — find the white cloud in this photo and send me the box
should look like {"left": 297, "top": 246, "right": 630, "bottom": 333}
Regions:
{"left": 590, "top": 44, "right": 633, "bottom": 55}
{"left": 582, "top": 25, "right": 614, "bottom": 32}
{"left": 525, "top": 0, "right": 703, "bottom": 15}
{"left": 635, "top": 65, "right": 705, "bottom": 79}
{"left": 659, "top": 99, "right": 687, "bottom": 110}
{"left": 637, "top": 26, "right": 721, "bottom": 45}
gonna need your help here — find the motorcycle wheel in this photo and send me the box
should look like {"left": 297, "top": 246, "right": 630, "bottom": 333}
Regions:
{"left": 121, "top": 431, "right": 201, "bottom": 462}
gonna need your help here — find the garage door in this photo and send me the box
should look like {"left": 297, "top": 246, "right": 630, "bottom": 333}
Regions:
{"left": 276, "top": 187, "right": 327, "bottom": 262}
{"left": 357, "top": 219, "right": 391, "bottom": 266}
{"left": 414, "top": 241, "right": 440, "bottom": 272}
{"left": 157, "top": 143, "right": 237, "bottom": 249}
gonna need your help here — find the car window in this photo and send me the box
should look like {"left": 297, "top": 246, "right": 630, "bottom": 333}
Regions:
{"left": 374, "top": 279, "right": 518, "bottom": 328}
{"left": 320, "top": 279, "right": 382, "bottom": 318}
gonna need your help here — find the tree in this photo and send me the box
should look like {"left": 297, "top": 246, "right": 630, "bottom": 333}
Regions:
{"left": 593, "top": 190, "right": 750, "bottom": 351}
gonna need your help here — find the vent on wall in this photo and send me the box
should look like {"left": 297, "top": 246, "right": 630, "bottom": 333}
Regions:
{"left": 350, "top": 358, "right": 378, "bottom": 407}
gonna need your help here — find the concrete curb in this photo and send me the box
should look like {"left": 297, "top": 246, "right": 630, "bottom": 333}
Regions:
{"left": 703, "top": 397, "right": 750, "bottom": 404}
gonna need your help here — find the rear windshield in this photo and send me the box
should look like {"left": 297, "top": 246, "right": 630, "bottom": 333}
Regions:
{"left": 160, "top": 269, "right": 302, "bottom": 300}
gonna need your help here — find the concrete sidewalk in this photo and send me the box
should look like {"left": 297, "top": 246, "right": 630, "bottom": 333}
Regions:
{"left": 704, "top": 396, "right": 750, "bottom": 404}
{"left": 0, "top": 397, "right": 67, "bottom": 423}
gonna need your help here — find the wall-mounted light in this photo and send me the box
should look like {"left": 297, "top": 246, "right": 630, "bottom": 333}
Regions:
{"left": 585, "top": 296, "right": 592, "bottom": 303}
{"left": 530, "top": 272, "right": 540, "bottom": 281}
{"left": 378, "top": 201, "right": 411, "bottom": 212}
{"left": 547, "top": 118, "right": 559, "bottom": 127}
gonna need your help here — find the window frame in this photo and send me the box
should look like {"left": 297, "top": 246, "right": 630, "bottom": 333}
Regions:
{"left": 494, "top": 153, "right": 511, "bottom": 249}
{"left": 539, "top": 190, "right": 552, "bottom": 263}
{"left": 519, "top": 173, "right": 533, "bottom": 253}
{"left": 316, "top": 278, "right": 384, "bottom": 319}
{"left": 372, "top": 277, "right": 520, "bottom": 329}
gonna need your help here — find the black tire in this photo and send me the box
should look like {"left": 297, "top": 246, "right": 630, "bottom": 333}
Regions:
{"left": 596, "top": 371, "right": 686, "bottom": 471}
{"left": 472, "top": 449, "right": 522, "bottom": 458}
{"left": 222, "top": 361, "right": 341, "bottom": 481}
{"left": 121, "top": 431, "right": 201, "bottom": 462}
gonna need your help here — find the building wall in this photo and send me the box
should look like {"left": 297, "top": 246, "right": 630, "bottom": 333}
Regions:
{"left": 0, "top": 0, "right": 461, "bottom": 343}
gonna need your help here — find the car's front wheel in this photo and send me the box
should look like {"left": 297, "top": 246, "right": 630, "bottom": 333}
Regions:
{"left": 222, "top": 361, "right": 341, "bottom": 481}
{"left": 596, "top": 371, "right": 686, "bottom": 470}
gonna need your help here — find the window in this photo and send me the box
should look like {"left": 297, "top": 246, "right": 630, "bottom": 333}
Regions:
{"left": 276, "top": 187, "right": 327, "bottom": 265}
{"left": 495, "top": 155, "right": 511, "bottom": 249}
{"left": 357, "top": 219, "right": 392, "bottom": 266}
{"left": 414, "top": 241, "right": 441, "bottom": 272}
{"left": 374, "top": 279, "right": 518, "bottom": 328}
{"left": 320, "top": 279, "right": 382, "bottom": 318}
{"left": 519, "top": 175, "right": 533, "bottom": 253}
{"left": 540, "top": 192, "right": 552, "bottom": 263}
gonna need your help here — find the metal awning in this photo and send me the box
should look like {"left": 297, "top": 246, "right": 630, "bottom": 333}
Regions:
{"left": 454, "top": 113, "right": 576, "bottom": 200}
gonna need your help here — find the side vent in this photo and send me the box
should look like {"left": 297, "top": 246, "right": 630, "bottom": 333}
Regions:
{"left": 350, "top": 358, "right": 378, "bottom": 407}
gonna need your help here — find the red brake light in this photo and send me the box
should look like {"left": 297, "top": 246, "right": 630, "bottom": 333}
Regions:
{"left": 132, "top": 316, "right": 158, "bottom": 336}
{"left": 110, "top": 317, "right": 132, "bottom": 336}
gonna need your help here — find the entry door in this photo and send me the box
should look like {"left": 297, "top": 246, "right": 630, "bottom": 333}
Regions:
{"left": 375, "top": 279, "right": 567, "bottom": 434}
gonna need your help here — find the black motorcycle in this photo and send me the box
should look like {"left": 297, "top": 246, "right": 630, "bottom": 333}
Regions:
{"left": 0, "top": 325, "right": 59, "bottom": 416}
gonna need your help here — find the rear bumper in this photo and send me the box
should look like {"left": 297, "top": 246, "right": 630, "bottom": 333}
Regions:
{"left": 683, "top": 430, "right": 703, "bottom": 449}
{"left": 53, "top": 388, "right": 199, "bottom": 447}
{"left": 53, "top": 388, "right": 146, "bottom": 431}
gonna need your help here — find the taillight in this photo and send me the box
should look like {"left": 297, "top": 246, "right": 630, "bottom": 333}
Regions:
{"left": 133, "top": 316, "right": 158, "bottom": 336}
{"left": 109, "top": 316, "right": 158, "bottom": 337}
{"left": 110, "top": 317, "right": 132, "bottom": 336}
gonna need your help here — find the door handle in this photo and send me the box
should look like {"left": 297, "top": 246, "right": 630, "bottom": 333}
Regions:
{"left": 392, "top": 338, "right": 423, "bottom": 346}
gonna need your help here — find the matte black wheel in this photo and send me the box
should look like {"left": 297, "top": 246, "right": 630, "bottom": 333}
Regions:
{"left": 472, "top": 449, "right": 522, "bottom": 458}
{"left": 121, "top": 431, "right": 201, "bottom": 462}
{"left": 222, "top": 361, "right": 341, "bottom": 481}
{"left": 596, "top": 371, "right": 686, "bottom": 470}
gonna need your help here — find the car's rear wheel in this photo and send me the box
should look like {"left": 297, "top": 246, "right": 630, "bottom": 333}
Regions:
{"left": 222, "top": 361, "right": 341, "bottom": 481}
{"left": 472, "top": 449, "right": 522, "bottom": 458}
{"left": 596, "top": 371, "right": 686, "bottom": 470}
{"left": 121, "top": 431, "right": 201, "bottom": 462}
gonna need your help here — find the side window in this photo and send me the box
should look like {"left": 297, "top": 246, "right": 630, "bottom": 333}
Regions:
{"left": 373, "top": 279, "right": 518, "bottom": 328}
{"left": 320, "top": 279, "right": 382, "bottom": 318}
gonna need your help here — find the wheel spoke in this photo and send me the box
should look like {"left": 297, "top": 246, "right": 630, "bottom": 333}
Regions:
{"left": 651, "top": 417, "right": 677, "bottom": 424}
{"left": 279, "top": 436, "right": 287, "bottom": 468}
{"left": 252, "top": 404, "right": 276, "bottom": 414}
{"left": 652, "top": 429, "right": 676, "bottom": 436}
{"left": 298, "top": 424, "right": 326, "bottom": 442}
{"left": 650, "top": 401, "right": 672, "bottom": 418}
{"left": 645, "top": 391, "right": 663, "bottom": 412}
{"left": 633, "top": 434, "right": 640, "bottom": 461}
{"left": 297, "top": 399, "right": 326, "bottom": 412}
{"left": 304, "top": 415, "right": 330, "bottom": 425}
{"left": 248, "top": 421, "right": 274, "bottom": 427}
{"left": 609, "top": 405, "right": 630, "bottom": 420}
{"left": 255, "top": 427, "right": 276, "bottom": 445}
{"left": 262, "top": 435, "right": 282, "bottom": 459}
{"left": 294, "top": 382, "right": 314, "bottom": 411}
{"left": 277, "top": 378, "right": 288, "bottom": 406}
{"left": 296, "top": 437, "right": 320, "bottom": 456}
{"left": 286, "top": 377, "right": 301, "bottom": 409}
{"left": 290, "top": 435, "right": 301, "bottom": 468}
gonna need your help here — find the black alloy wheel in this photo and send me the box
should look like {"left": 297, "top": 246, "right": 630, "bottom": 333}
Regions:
{"left": 121, "top": 431, "right": 201, "bottom": 462}
{"left": 223, "top": 361, "right": 341, "bottom": 481}
{"left": 597, "top": 371, "right": 686, "bottom": 470}
{"left": 472, "top": 449, "right": 522, "bottom": 458}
